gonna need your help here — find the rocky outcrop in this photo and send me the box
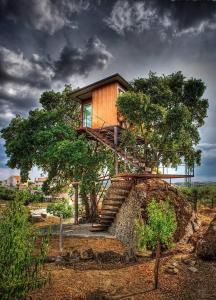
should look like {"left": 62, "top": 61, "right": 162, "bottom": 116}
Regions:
{"left": 196, "top": 216, "right": 216, "bottom": 260}
{"left": 109, "top": 179, "right": 199, "bottom": 253}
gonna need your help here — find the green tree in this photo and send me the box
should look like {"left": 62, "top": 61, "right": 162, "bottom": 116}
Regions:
{"left": 180, "top": 185, "right": 216, "bottom": 211}
{"left": 1, "top": 85, "right": 112, "bottom": 220}
{"left": 183, "top": 187, "right": 201, "bottom": 212}
{"left": 117, "top": 71, "right": 208, "bottom": 170}
{"left": 0, "top": 192, "right": 48, "bottom": 299}
{"left": 208, "top": 186, "right": 216, "bottom": 208}
{"left": 135, "top": 199, "right": 177, "bottom": 289}
{"left": 47, "top": 199, "right": 73, "bottom": 255}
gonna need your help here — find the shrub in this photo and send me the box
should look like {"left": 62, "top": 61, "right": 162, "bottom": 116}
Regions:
{"left": 135, "top": 198, "right": 177, "bottom": 289}
{"left": 47, "top": 199, "right": 73, "bottom": 255}
{"left": 15, "top": 190, "right": 45, "bottom": 205}
{"left": 0, "top": 193, "right": 49, "bottom": 299}
{"left": 179, "top": 185, "right": 216, "bottom": 211}
{"left": 0, "top": 186, "right": 16, "bottom": 201}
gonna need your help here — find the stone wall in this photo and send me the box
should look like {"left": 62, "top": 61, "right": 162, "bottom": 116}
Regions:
{"left": 109, "top": 179, "right": 199, "bottom": 253}
{"left": 196, "top": 216, "right": 216, "bottom": 260}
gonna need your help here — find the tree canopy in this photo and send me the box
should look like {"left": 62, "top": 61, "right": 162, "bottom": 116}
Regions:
{"left": 1, "top": 86, "right": 113, "bottom": 199}
{"left": 117, "top": 71, "right": 208, "bottom": 169}
{"left": 1, "top": 71, "right": 209, "bottom": 203}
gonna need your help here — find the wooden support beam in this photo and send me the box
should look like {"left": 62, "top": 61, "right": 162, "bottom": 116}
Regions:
{"left": 114, "top": 126, "right": 119, "bottom": 175}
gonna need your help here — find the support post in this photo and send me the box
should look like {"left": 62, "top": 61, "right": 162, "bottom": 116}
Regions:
{"left": 73, "top": 183, "right": 79, "bottom": 225}
{"left": 114, "top": 126, "right": 119, "bottom": 175}
{"left": 115, "top": 152, "right": 118, "bottom": 175}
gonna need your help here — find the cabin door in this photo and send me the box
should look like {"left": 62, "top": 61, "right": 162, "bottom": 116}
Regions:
{"left": 83, "top": 103, "right": 92, "bottom": 127}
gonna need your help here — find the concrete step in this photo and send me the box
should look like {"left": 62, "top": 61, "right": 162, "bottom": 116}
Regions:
{"left": 108, "top": 189, "right": 130, "bottom": 196}
{"left": 100, "top": 210, "right": 117, "bottom": 216}
{"left": 100, "top": 215, "right": 115, "bottom": 220}
{"left": 110, "top": 181, "right": 133, "bottom": 190}
{"left": 102, "top": 200, "right": 123, "bottom": 207}
{"left": 101, "top": 205, "right": 119, "bottom": 211}
{"left": 100, "top": 219, "right": 112, "bottom": 225}
{"left": 104, "top": 195, "right": 125, "bottom": 201}
{"left": 90, "top": 224, "right": 108, "bottom": 232}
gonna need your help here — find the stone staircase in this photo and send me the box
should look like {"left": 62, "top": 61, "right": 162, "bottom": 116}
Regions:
{"left": 91, "top": 179, "right": 133, "bottom": 232}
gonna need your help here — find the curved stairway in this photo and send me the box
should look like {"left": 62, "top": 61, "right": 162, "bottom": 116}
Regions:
{"left": 91, "top": 179, "right": 133, "bottom": 232}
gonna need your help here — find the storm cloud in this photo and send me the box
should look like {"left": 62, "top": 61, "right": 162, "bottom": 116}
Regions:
{"left": 54, "top": 36, "right": 112, "bottom": 80}
{"left": 0, "top": 0, "right": 90, "bottom": 35}
{"left": 104, "top": 0, "right": 216, "bottom": 37}
{"left": 0, "top": 0, "right": 216, "bottom": 181}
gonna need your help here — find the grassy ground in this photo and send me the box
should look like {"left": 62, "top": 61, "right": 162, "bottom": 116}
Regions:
{"left": 28, "top": 206, "right": 216, "bottom": 300}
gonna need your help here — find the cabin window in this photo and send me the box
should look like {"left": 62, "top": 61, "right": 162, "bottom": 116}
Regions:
{"left": 118, "top": 88, "right": 125, "bottom": 94}
{"left": 83, "top": 103, "right": 92, "bottom": 127}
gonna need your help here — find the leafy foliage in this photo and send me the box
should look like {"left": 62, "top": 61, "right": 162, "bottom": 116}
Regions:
{"left": 135, "top": 198, "right": 177, "bottom": 250}
{"left": 179, "top": 185, "right": 216, "bottom": 210}
{"left": 117, "top": 71, "right": 208, "bottom": 169}
{"left": 47, "top": 199, "right": 73, "bottom": 219}
{"left": 135, "top": 198, "right": 177, "bottom": 289}
{"left": 1, "top": 85, "right": 113, "bottom": 218}
{"left": 14, "top": 190, "right": 44, "bottom": 205}
{"left": 0, "top": 193, "right": 49, "bottom": 299}
{"left": 0, "top": 186, "right": 16, "bottom": 201}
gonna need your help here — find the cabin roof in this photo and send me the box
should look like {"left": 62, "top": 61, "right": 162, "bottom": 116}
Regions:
{"left": 71, "top": 73, "right": 130, "bottom": 101}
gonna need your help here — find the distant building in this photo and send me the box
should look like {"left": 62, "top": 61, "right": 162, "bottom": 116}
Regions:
{"left": 6, "top": 175, "right": 21, "bottom": 187}
{"left": 34, "top": 177, "right": 47, "bottom": 188}
{"left": 19, "top": 182, "right": 28, "bottom": 190}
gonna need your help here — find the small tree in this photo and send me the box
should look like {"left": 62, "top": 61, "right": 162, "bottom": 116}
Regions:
{"left": 209, "top": 187, "right": 216, "bottom": 209}
{"left": 135, "top": 199, "right": 177, "bottom": 289}
{"left": 180, "top": 186, "right": 210, "bottom": 212}
{"left": 0, "top": 192, "right": 49, "bottom": 299}
{"left": 47, "top": 199, "right": 73, "bottom": 255}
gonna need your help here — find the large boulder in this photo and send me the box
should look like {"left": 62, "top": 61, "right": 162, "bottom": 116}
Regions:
{"left": 196, "top": 216, "right": 216, "bottom": 260}
{"left": 109, "top": 179, "right": 199, "bottom": 253}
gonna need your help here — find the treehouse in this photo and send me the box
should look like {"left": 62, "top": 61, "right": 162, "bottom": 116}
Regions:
{"left": 72, "top": 74, "right": 194, "bottom": 178}
{"left": 71, "top": 73, "right": 130, "bottom": 129}
{"left": 71, "top": 74, "right": 194, "bottom": 232}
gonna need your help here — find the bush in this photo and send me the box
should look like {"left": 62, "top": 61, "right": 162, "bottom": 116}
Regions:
{"left": 47, "top": 199, "right": 73, "bottom": 219}
{"left": 179, "top": 185, "right": 216, "bottom": 210}
{"left": 15, "top": 190, "right": 45, "bottom": 205}
{"left": 30, "top": 192, "right": 45, "bottom": 203}
{"left": 0, "top": 186, "right": 16, "bottom": 201}
{"left": 135, "top": 198, "right": 177, "bottom": 289}
{"left": 0, "top": 193, "right": 49, "bottom": 299}
{"left": 47, "top": 199, "right": 73, "bottom": 255}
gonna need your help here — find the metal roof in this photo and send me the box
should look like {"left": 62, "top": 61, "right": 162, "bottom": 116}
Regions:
{"left": 70, "top": 73, "right": 130, "bottom": 101}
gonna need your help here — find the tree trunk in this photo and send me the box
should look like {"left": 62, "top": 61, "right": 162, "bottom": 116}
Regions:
{"left": 81, "top": 193, "right": 90, "bottom": 221}
{"left": 90, "top": 187, "right": 98, "bottom": 221}
{"left": 211, "top": 198, "right": 214, "bottom": 209}
{"left": 154, "top": 240, "right": 161, "bottom": 289}
{"left": 59, "top": 216, "right": 63, "bottom": 256}
{"left": 74, "top": 184, "right": 79, "bottom": 225}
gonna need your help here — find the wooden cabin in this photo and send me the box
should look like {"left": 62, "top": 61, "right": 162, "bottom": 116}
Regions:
{"left": 71, "top": 73, "right": 130, "bottom": 129}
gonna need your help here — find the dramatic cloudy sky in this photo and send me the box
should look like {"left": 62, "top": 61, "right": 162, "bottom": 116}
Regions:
{"left": 0, "top": 0, "right": 216, "bottom": 181}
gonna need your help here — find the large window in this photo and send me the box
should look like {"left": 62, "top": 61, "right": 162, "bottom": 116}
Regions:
{"left": 83, "top": 103, "right": 92, "bottom": 127}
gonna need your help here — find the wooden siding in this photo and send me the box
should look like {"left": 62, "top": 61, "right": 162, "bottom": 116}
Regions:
{"left": 92, "top": 82, "right": 118, "bottom": 128}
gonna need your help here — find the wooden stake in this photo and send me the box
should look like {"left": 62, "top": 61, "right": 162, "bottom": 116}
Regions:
{"left": 59, "top": 216, "right": 63, "bottom": 255}
{"left": 154, "top": 239, "right": 161, "bottom": 289}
